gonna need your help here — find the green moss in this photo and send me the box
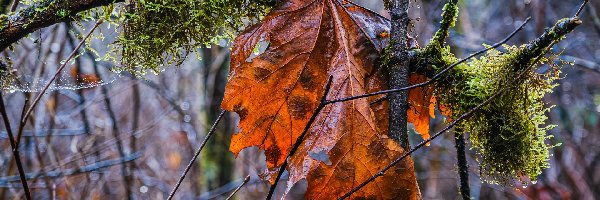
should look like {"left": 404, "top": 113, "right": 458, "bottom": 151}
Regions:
{"left": 0, "top": 14, "right": 7, "bottom": 30}
{"left": 112, "top": 0, "right": 274, "bottom": 76}
{"left": 410, "top": 5, "right": 580, "bottom": 184}
{"left": 431, "top": 1, "right": 458, "bottom": 45}
{"left": 433, "top": 45, "right": 561, "bottom": 185}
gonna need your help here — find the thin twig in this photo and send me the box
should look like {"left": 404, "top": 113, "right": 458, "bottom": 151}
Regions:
{"left": 338, "top": 85, "right": 509, "bottom": 200}
{"left": 9, "top": 0, "right": 18, "bottom": 12}
{"left": 16, "top": 19, "right": 104, "bottom": 147}
{"left": 226, "top": 175, "right": 250, "bottom": 200}
{"left": 338, "top": 45, "right": 552, "bottom": 200}
{"left": 266, "top": 77, "right": 334, "bottom": 200}
{"left": 575, "top": 0, "right": 590, "bottom": 17}
{"left": 326, "top": 17, "right": 531, "bottom": 105}
{"left": 167, "top": 110, "right": 227, "bottom": 200}
{"left": 0, "top": 92, "right": 31, "bottom": 200}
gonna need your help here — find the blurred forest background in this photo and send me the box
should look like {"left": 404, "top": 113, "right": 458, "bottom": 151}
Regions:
{"left": 1, "top": 0, "right": 599, "bottom": 199}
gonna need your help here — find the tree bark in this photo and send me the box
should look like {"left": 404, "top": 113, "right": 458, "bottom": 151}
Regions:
{"left": 386, "top": 0, "right": 411, "bottom": 150}
{"left": 0, "top": 0, "right": 123, "bottom": 51}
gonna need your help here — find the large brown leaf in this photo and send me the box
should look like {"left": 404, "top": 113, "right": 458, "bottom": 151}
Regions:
{"left": 222, "top": 0, "right": 420, "bottom": 198}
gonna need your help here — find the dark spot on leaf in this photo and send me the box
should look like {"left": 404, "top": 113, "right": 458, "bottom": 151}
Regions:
{"left": 233, "top": 104, "right": 248, "bottom": 120}
{"left": 287, "top": 96, "right": 312, "bottom": 119}
{"left": 253, "top": 67, "right": 271, "bottom": 80}
{"left": 264, "top": 145, "right": 281, "bottom": 165}
{"left": 299, "top": 69, "right": 315, "bottom": 90}
{"left": 367, "top": 140, "right": 387, "bottom": 160}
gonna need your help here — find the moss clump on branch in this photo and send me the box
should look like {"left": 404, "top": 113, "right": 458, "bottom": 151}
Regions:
{"left": 413, "top": 0, "right": 581, "bottom": 185}
{"left": 115, "top": 0, "right": 274, "bottom": 75}
{"left": 433, "top": 45, "right": 561, "bottom": 185}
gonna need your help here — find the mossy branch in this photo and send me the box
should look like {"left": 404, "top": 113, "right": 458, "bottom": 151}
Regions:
{"left": 406, "top": 0, "right": 583, "bottom": 186}
{"left": 0, "top": 0, "right": 123, "bottom": 51}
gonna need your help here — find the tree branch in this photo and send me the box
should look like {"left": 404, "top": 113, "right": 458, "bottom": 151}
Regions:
{"left": 265, "top": 77, "right": 333, "bottom": 200}
{"left": 326, "top": 18, "right": 530, "bottom": 105}
{"left": 0, "top": 0, "right": 123, "bottom": 51}
{"left": 454, "top": 128, "right": 470, "bottom": 200}
{"left": 339, "top": 44, "right": 553, "bottom": 200}
{"left": 386, "top": 0, "right": 411, "bottom": 149}
{"left": 167, "top": 110, "right": 227, "bottom": 200}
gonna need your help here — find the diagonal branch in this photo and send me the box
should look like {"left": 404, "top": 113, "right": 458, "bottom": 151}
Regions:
{"left": 167, "top": 110, "right": 227, "bottom": 200}
{"left": 226, "top": 175, "right": 250, "bottom": 200}
{"left": 326, "top": 17, "right": 530, "bottom": 105}
{"left": 0, "top": 0, "right": 123, "bottom": 51}
{"left": 0, "top": 92, "right": 31, "bottom": 200}
{"left": 265, "top": 77, "right": 333, "bottom": 200}
{"left": 338, "top": 45, "right": 553, "bottom": 200}
{"left": 16, "top": 19, "right": 103, "bottom": 147}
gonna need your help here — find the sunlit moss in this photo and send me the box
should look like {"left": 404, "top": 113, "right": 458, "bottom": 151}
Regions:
{"left": 112, "top": 0, "right": 274, "bottom": 76}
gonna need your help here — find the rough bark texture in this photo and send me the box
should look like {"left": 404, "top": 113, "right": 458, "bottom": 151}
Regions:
{"left": 386, "top": 0, "right": 411, "bottom": 149}
{"left": 0, "top": 0, "right": 123, "bottom": 51}
{"left": 455, "top": 130, "right": 470, "bottom": 200}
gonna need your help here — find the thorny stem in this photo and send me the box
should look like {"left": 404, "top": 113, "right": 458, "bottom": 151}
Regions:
{"left": 326, "top": 17, "right": 530, "bottom": 105}
{"left": 0, "top": 92, "right": 31, "bottom": 200}
{"left": 266, "top": 77, "right": 333, "bottom": 200}
{"left": 226, "top": 175, "right": 250, "bottom": 200}
{"left": 338, "top": 45, "right": 553, "bottom": 200}
{"left": 17, "top": 19, "right": 103, "bottom": 147}
{"left": 167, "top": 110, "right": 226, "bottom": 200}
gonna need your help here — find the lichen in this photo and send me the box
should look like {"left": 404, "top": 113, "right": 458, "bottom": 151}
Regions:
{"left": 111, "top": 0, "right": 274, "bottom": 76}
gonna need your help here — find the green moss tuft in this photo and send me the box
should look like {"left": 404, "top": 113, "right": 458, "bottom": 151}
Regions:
{"left": 113, "top": 0, "right": 273, "bottom": 76}
{"left": 432, "top": 45, "right": 561, "bottom": 185}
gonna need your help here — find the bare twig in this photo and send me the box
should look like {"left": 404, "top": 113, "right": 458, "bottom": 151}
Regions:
{"left": 167, "top": 110, "right": 227, "bottom": 200}
{"left": 17, "top": 19, "right": 103, "bottom": 147}
{"left": 226, "top": 175, "right": 250, "bottom": 200}
{"left": 0, "top": 92, "right": 31, "bottom": 200}
{"left": 266, "top": 77, "right": 333, "bottom": 200}
{"left": 575, "top": 0, "right": 590, "bottom": 17}
{"left": 9, "top": 0, "right": 18, "bottom": 12}
{"left": 326, "top": 17, "right": 530, "bottom": 105}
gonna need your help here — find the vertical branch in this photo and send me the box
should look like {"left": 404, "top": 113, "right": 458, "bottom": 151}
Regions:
{"left": 0, "top": 92, "right": 31, "bottom": 200}
{"left": 454, "top": 129, "right": 470, "bottom": 200}
{"left": 385, "top": 0, "right": 411, "bottom": 149}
